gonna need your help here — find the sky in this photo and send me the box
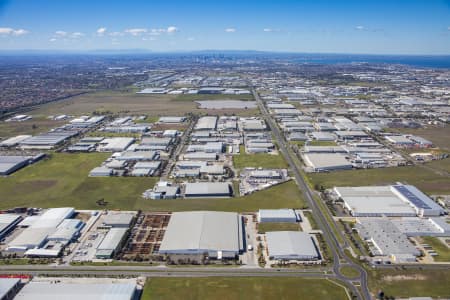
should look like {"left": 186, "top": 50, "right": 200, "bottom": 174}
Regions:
{"left": 0, "top": 0, "right": 449, "bottom": 54}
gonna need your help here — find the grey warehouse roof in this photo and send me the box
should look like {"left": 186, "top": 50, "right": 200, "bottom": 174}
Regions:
{"left": 14, "top": 282, "right": 136, "bottom": 300}
{"left": 159, "top": 211, "right": 243, "bottom": 254}
{"left": 266, "top": 231, "right": 319, "bottom": 260}
{"left": 184, "top": 182, "right": 231, "bottom": 197}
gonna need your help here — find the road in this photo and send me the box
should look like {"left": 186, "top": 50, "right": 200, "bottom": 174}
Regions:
{"left": 252, "top": 88, "right": 371, "bottom": 300}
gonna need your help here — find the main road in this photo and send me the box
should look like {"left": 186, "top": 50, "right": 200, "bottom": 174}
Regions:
{"left": 252, "top": 88, "right": 371, "bottom": 300}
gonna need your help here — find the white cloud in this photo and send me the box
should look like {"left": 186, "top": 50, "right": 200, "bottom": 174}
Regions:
{"left": 0, "top": 27, "right": 29, "bottom": 36}
{"left": 263, "top": 28, "right": 273, "bottom": 32}
{"left": 355, "top": 25, "right": 365, "bottom": 31}
{"left": 148, "top": 28, "right": 165, "bottom": 36}
{"left": 187, "top": 37, "right": 195, "bottom": 41}
{"left": 12, "top": 29, "right": 28, "bottom": 36}
{"left": 55, "top": 30, "right": 68, "bottom": 37}
{"left": 125, "top": 28, "right": 148, "bottom": 36}
{"left": 49, "top": 38, "right": 57, "bottom": 42}
{"left": 225, "top": 28, "right": 236, "bottom": 33}
{"left": 96, "top": 27, "right": 107, "bottom": 36}
{"left": 71, "top": 32, "right": 85, "bottom": 38}
{"left": 167, "top": 26, "right": 178, "bottom": 34}
{"left": 109, "top": 31, "right": 124, "bottom": 37}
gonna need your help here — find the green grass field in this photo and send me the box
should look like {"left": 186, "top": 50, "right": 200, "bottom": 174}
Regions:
{"left": 257, "top": 222, "right": 301, "bottom": 233}
{"left": 339, "top": 266, "right": 360, "bottom": 278}
{"left": 368, "top": 268, "right": 450, "bottom": 298}
{"left": 0, "top": 116, "right": 67, "bottom": 139}
{"left": 308, "top": 165, "right": 450, "bottom": 194}
{"left": 0, "top": 153, "right": 305, "bottom": 211}
{"left": 233, "top": 146, "right": 288, "bottom": 169}
{"left": 307, "top": 140, "right": 338, "bottom": 146}
{"left": 0, "top": 153, "right": 158, "bottom": 210}
{"left": 420, "top": 236, "right": 450, "bottom": 262}
{"left": 141, "top": 277, "right": 349, "bottom": 300}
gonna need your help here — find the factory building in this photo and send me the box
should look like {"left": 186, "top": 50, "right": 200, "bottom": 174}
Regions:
{"left": 266, "top": 231, "right": 320, "bottom": 261}
{"left": 334, "top": 185, "right": 444, "bottom": 217}
{"left": 97, "top": 137, "right": 135, "bottom": 152}
{"left": 89, "top": 166, "right": 113, "bottom": 177}
{"left": 0, "top": 155, "right": 44, "bottom": 176}
{"left": 95, "top": 228, "right": 128, "bottom": 259}
{"left": 258, "top": 209, "right": 299, "bottom": 223}
{"left": 159, "top": 211, "right": 244, "bottom": 258}
{"left": 14, "top": 278, "right": 138, "bottom": 300}
{"left": 6, "top": 207, "right": 75, "bottom": 254}
{"left": 355, "top": 218, "right": 420, "bottom": 261}
{"left": 0, "top": 214, "right": 23, "bottom": 240}
{"left": 158, "top": 116, "right": 186, "bottom": 123}
{"left": 101, "top": 213, "right": 135, "bottom": 228}
{"left": 303, "top": 153, "right": 353, "bottom": 172}
{"left": 19, "top": 131, "right": 79, "bottom": 150}
{"left": 184, "top": 182, "right": 232, "bottom": 198}
{"left": 0, "top": 278, "right": 21, "bottom": 300}
{"left": 0, "top": 135, "right": 31, "bottom": 147}
{"left": 195, "top": 116, "right": 218, "bottom": 131}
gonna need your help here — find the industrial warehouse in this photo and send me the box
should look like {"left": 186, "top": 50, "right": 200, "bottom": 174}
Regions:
{"left": 4, "top": 277, "right": 141, "bottom": 300}
{"left": 332, "top": 184, "right": 445, "bottom": 217}
{"left": 159, "top": 211, "right": 244, "bottom": 259}
{"left": 266, "top": 231, "right": 320, "bottom": 262}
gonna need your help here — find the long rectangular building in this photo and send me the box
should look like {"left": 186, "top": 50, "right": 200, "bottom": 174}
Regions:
{"left": 159, "top": 211, "right": 244, "bottom": 258}
{"left": 334, "top": 185, "right": 444, "bottom": 217}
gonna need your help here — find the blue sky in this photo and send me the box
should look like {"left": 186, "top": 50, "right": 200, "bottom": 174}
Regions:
{"left": 0, "top": 0, "right": 449, "bottom": 54}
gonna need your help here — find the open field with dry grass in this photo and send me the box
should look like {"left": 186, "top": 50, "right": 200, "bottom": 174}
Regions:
{"left": 29, "top": 89, "right": 259, "bottom": 117}
{"left": 0, "top": 153, "right": 305, "bottom": 212}
{"left": 0, "top": 116, "right": 67, "bottom": 139}
{"left": 142, "top": 277, "right": 349, "bottom": 300}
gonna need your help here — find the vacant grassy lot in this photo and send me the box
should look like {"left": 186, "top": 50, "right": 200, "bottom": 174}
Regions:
{"left": 233, "top": 146, "right": 288, "bottom": 169}
{"left": 339, "top": 266, "right": 360, "bottom": 278}
{"left": 420, "top": 236, "right": 450, "bottom": 262}
{"left": 0, "top": 116, "right": 67, "bottom": 139}
{"left": 0, "top": 153, "right": 157, "bottom": 210}
{"left": 31, "top": 90, "right": 195, "bottom": 116}
{"left": 141, "top": 277, "right": 349, "bottom": 300}
{"left": 308, "top": 165, "right": 450, "bottom": 194}
{"left": 368, "top": 268, "right": 450, "bottom": 298}
{"left": 0, "top": 154, "right": 305, "bottom": 211}
{"left": 257, "top": 222, "right": 301, "bottom": 233}
{"left": 425, "top": 157, "right": 450, "bottom": 173}
{"left": 29, "top": 90, "right": 259, "bottom": 117}
{"left": 308, "top": 140, "right": 338, "bottom": 146}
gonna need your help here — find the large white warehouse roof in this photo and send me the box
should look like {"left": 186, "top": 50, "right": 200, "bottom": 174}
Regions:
{"left": 266, "top": 231, "right": 319, "bottom": 260}
{"left": 159, "top": 211, "right": 243, "bottom": 256}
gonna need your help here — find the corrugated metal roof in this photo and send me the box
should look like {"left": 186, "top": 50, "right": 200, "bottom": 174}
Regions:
{"left": 159, "top": 211, "right": 242, "bottom": 253}
{"left": 266, "top": 231, "right": 319, "bottom": 258}
{"left": 14, "top": 282, "right": 136, "bottom": 300}
{"left": 97, "top": 228, "right": 128, "bottom": 251}
{"left": 184, "top": 182, "right": 231, "bottom": 196}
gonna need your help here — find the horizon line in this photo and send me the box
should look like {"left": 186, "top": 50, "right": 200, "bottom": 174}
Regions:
{"left": 0, "top": 49, "right": 450, "bottom": 57}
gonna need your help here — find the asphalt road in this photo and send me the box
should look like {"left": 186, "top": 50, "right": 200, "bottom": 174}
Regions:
{"left": 252, "top": 89, "right": 371, "bottom": 300}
